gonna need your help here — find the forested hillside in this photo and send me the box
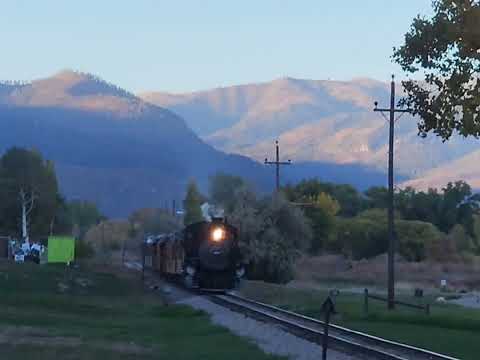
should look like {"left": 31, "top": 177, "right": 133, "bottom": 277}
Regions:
{"left": 0, "top": 71, "right": 270, "bottom": 216}
{"left": 142, "top": 77, "right": 480, "bottom": 189}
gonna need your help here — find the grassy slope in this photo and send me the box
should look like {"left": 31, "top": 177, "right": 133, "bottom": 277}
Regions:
{"left": 0, "top": 261, "right": 282, "bottom": 360}
{"left": 240, "top": 281, "right": 480, "bottom": 360}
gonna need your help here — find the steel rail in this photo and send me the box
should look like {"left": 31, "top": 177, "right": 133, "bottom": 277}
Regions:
{"left": 213, "top": 293, "right": 459, "bottom": 360}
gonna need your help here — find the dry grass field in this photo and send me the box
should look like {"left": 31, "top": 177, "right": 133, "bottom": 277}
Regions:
{"left": 294, "top": 254, "right": 480, "bottom": 291}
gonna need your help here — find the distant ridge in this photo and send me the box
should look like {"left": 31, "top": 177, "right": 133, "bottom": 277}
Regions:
{"left": 0, "top": 71, "right": 274, "bottom": 216}
{"left": 141, "top": 77, "right": 480, "bottom": 189}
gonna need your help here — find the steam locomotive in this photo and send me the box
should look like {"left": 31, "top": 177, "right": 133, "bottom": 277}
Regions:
{"left": 144, "top": 217, "right": 244, "bottom": 290}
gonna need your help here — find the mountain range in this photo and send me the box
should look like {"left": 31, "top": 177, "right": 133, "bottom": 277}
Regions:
{"left": 2, "top": 71, "right": 476, "bottom": 217}
{"left": 141, "top": 77, "right": 480, "bottom": 190}
{"left": 0, "top": 71, "right": 272, "bottom": 217}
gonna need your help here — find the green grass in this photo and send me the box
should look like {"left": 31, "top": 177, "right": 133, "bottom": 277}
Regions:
{"left": 240, "top": 281, "right": 480, "bottom": 360}
{"left": 0, "top": 261, "right": 283, "bottom": 360}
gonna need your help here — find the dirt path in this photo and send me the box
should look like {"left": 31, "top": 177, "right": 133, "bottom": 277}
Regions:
{"left": 0, "top": 325, "right": 153, "bottom": 354}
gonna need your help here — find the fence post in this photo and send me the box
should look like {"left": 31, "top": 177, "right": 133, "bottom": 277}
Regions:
{"left": 141, "top": 242, "right": 145, "bottom": 284}
{"left": 425, "top": 303, "right": 430, "bottom": 315}
{"left": 364, "top": 288, "right": 369, "bottom": 316}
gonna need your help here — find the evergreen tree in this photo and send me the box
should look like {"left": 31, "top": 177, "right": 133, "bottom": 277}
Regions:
{"left": 67, "top": 200, "right": 105, "bottom": 239}
{"left": 183, "top": 181, "right": 204, "bottom": 226}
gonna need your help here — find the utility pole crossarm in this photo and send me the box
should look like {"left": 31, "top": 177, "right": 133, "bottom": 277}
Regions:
{"left": 264, "top": 161, "right": 292, "bottom": 165}
{"left": 374, "top": 108, "right": 410, "bottom": 113}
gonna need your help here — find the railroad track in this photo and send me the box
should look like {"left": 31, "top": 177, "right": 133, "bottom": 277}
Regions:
{"left": 212, "top": 293, "right": 459, "bottom": 360}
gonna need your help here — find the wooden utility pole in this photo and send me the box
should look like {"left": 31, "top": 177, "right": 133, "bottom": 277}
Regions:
{"left": 373, "top": 75, "right": 410, "bottom": 310}
{"left": 264, "top": 140, "right": 292, "bottom": 192}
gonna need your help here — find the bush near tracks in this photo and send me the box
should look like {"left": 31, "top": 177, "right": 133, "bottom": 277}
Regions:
{"left": 0, "top": 261, "right": 283, "bottom": 360}
{"left": 209, "top": 174, "right": 312, "bottom": 284}
{"left": 284, "top": 179, "right": 480, "bottom": 260}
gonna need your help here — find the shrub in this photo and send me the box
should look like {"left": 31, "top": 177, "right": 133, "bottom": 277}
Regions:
{"left": 303, "top": 193, "right": 340, "bottom": 254}
{"left": 75, "top": 239, "right": 94, "bottom": 258}
{"left": 331, "top": 217, "right": 387, "bottom": 260}
{"left": 228, "top": 190, "right": 312, "bottom": 283}
{"left": 448, "top": 224, "right": 475, "bottom": 253}
{"left": 396, "top": 220, "right": 442, "bottom": 261}
{"left": 330, "top": 210, "right": 443, "bottom": 261}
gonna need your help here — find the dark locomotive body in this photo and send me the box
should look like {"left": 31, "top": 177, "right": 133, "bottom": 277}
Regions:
{"left": 144, "top": 218, "right": 244, "bottom": 290}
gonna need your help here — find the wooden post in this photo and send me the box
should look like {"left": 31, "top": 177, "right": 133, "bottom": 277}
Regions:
{"left": 364, "top": 288, "right": 369, "bottom": 316}
{"left": 425, "top": 303, "right": 430, "bottom": 316}
{"left": 264, "top": 140, "right": 292, "bottom": 192}
{"left": 373, "top": 76, "right": 410, "bottom": 310}
{"left": 122, "top": 237, "right": 127, "bottom": 265}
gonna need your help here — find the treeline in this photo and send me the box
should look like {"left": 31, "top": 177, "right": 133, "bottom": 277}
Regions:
{"left": 183, "top": 174, "right": 480, "bottom": 283}
{"left": 64, "top": 71, "right": 135, "bottom": 98}
{"left": 284, "top": 179, "right": 480, "bottom": 262}
{"left": 0, "top": 80, "right": 30, "bottom": 87}
{"left": 0, "top": 147, "right": 104, "bottom": 253}
{"left": 4, "top": 146, "right": 478, "bottom": 280}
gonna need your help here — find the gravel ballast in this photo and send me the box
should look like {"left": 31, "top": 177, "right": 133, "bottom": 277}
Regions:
{"left": 177, "top": 295, "right": 356, "bottom": 360}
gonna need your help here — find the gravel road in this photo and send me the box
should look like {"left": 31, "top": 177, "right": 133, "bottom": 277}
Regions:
{"left": 449, "top": 292, "right": 480, "bottom": 309}
{"left": 178, "top": 295, "right": 357, "bottom": 360}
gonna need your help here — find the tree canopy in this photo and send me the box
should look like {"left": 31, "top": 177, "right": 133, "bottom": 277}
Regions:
{"left": 210, "top": 174, "right": 312, "bottom": 283}
{"left": 284, "top": 179, "right": 363, "bottom": 217}
{"left": 394, "top": 181, "right": 480, "bottom": 236}
{"left": 393, "top": 0, "right": 480, "bottom": 140}
{"left": 67, "top": 200, "right": 105, "bottom": 238}
{"left": 0, "top": 148, "right": 62, "bottom": 238}
{"left": 183, "top": 180, "right": 204, "bottom": 226}
{"left": 129, "top": 207, "right": 180, "bottom": 235}
{"left": 209, "top": 173, "right": 252, "bottom": 213}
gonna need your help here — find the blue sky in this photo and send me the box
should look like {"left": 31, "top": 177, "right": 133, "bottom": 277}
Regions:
{"left": 1, "top": 1, "right": 432, "bottom": 93}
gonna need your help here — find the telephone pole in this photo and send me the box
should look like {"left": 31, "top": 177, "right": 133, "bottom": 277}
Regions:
{"left": 264, "top": 140, "right": 292, "bottom": 192}
{"left": 373, "top": 75, "right": 410, "bottom": 310}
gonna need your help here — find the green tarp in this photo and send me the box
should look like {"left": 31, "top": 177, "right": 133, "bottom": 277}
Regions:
{"left": 47, "top": 236, "right": 75, "bottom": 263}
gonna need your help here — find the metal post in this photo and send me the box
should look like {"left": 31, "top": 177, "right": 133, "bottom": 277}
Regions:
{"left": 364, "top": 288, "right": 369, "bottom": 316}
{"left": 322, "top": 309, "right": 330, "bottom": 360}
{"left": 141, "top": 241, "right": 145, "bottom": 283}
{"left": 122, "top": 226, "right": 127, "bottom": 265}
{"left": 320, "top": 296, "right": 336, "bottom": 360}
{"left": 373, "top": 75, "right": 410, "bottom": 311}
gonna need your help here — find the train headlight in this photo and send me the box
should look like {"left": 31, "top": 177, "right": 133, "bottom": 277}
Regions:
{"left": 211, "top": 227, "right": 225, "bottom": 242}
{"left": 186, "top": 265, "right": 196, "bottom": 276}
{"left": 236, "top": 267, "right": 245, "bottom": 278}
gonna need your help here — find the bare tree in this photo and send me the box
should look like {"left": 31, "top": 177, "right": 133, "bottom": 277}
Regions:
{"left": 19, "top": 188, "right": 36, "bottom": 242}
